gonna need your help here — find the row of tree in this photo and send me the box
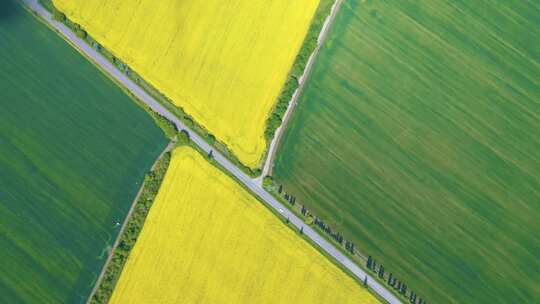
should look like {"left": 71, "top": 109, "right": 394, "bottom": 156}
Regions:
{"left": 367, "top": 256, "right": 427, "bottom": 304}
{"left": 279, "top": 185, "right": 355, "bottom": 254}
{"left": 276, "top": 183, "right": 429, "bottom": 304}
{"left": 279, "top": 185, "right": 298, "bottom": 206}
{"left": 283, "top": 193, "right": 296, "bottom": 205}
{"left": 312, "top": 217, "right": 355, "bottom": 252}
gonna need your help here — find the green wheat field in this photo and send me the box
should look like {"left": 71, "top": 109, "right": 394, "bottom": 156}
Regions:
{"left": 0, "top": 1, "right": 167, "bottom": 302}
{"left": 274, "top": 0, "right": 540, "bottom": 303}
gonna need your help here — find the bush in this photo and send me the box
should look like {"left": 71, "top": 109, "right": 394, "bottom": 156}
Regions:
{"left": 147, "top": 111, "right": 177, "bottom": 139}
{"left": 264, "top": 113, "right": 283, "bottom": 140}
{"left": 52, "top": 9, "right": 66, "bottom": 22}
{"left": 177, "top": 130, "right": 190, "bottom": 145}
{"left": 74, "top": 25, "right": 87, "bottom": 39}
{"left": 264, "top": 77, "right": 299, "bottom": 141}
{"left": 263, "top": 175, "right": 274, "bottom": 189}
{"left": 183, "top": 116, "right": 194, "bottom": 127}
{"left": 207, "top": 134, "right": 216, "bottom": 145}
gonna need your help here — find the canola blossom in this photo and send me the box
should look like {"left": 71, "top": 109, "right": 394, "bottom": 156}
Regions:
{"left": 53, "top": 0, "right": 320, "bottom": 167}
{"left": 109, "top": 147, "right": 380, "bottom": 304}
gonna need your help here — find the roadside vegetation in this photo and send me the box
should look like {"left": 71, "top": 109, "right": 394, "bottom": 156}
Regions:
{"left": 51, "top": 0, "right": 319, "bottom": 169}
{"left": 109, "top": 146, "right": 380, "bottom": 304}
{"left": 90, "top": 149, "right": 172, "bottom": 304}
{"left": 264, "top": 0, "right": 335, "bottom": 141}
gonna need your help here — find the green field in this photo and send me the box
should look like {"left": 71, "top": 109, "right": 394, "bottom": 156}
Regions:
{"left": 274, "top": 0, "right": 540, "bottom": 303}
{"left": 0, "top": 1, "right": 167, "bottom": 303}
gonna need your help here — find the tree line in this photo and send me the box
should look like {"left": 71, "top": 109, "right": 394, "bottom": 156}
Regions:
{"left": 367, "top": 256, "right": 427, "bottom": 304}
{"left": 278, "top": 184, "right": 356, "bottom": 255}
{"left": 275, "top": 182, "right": 428, "bottom": 303}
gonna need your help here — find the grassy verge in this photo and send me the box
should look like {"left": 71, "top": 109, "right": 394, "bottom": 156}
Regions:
{"left": 89, "top": 149, "right": 172, "bottom": 304}
{"left": 263, "top": 0, "right": 335, "bottom": 142}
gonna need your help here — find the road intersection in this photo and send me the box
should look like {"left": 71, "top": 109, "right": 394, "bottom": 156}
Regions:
{"left": 21, "top": 1, "right": 403, "bottom": 303}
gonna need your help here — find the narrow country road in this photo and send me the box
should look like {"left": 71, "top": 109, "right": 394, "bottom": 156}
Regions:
{"left": 20, "top": 1, "right": 402, "bottom": 303}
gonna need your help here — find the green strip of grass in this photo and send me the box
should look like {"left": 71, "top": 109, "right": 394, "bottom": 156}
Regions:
{"left": 263, "top": 0, "right": 336, "bottom": 142}
{"left": 89, "top": 149, "right": 172, "bottom": 304}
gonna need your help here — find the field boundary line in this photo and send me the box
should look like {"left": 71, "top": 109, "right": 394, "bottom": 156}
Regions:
{"left": 85, "top": 140, "right": 175, "bottom": 304}
{"left": 259, "top": 0, "right": 344, "bottom": 181}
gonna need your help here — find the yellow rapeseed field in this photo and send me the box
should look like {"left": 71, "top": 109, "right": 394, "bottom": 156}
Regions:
{"left": 52, "top": 0, "right": 319, "bottom": 167}
{"left": 109, "top": 146, "right": 379, "bottom": 304}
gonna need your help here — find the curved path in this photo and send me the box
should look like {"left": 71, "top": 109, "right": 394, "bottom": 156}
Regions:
{"left": 20, "top": 1, "right": 402, "bottom": 303}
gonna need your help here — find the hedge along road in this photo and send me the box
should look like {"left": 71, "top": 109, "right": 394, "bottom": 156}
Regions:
{"left": 20, "top": 1, "right": 402, "bottom": 303}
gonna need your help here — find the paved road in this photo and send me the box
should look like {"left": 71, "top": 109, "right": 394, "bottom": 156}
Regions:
{"left": 260, "top": 0, "right": 344, "bottom": 179}
{"left": 21, "top": 1, "right": 402, "bottom": 303}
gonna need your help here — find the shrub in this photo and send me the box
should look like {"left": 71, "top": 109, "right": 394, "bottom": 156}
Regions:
{"left": 74, "top": 25, "right": 87, "bottom": 39}
{"left": 52, "top": 9, "right": 66, "bottom": 22}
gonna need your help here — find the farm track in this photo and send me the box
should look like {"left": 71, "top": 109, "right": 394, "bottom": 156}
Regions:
{"left": 260, "top": 0, "right": 344, "bottom": 181}
{"left": 85, "top": 141, "right": 176, "bottom": 304}
{"left": 20, "top": 0, "right": 402, "bottom": 303}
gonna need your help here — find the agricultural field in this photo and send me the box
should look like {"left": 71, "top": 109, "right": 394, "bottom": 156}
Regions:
{"left": 109, "top": 146, "right": 379, "bottom": 304}
{"left": 274, "top": 0, "right": 540, "bottom": 303}
{"left": 0, "top": 1, "right": 167, "bottom": 302}
{"left": 52, "top": 0, "right": 320, "bottom": 168}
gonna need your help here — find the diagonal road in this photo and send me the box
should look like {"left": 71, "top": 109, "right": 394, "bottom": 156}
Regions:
{"left": 20, "top": 0, "right": 403, "bottom": 303}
